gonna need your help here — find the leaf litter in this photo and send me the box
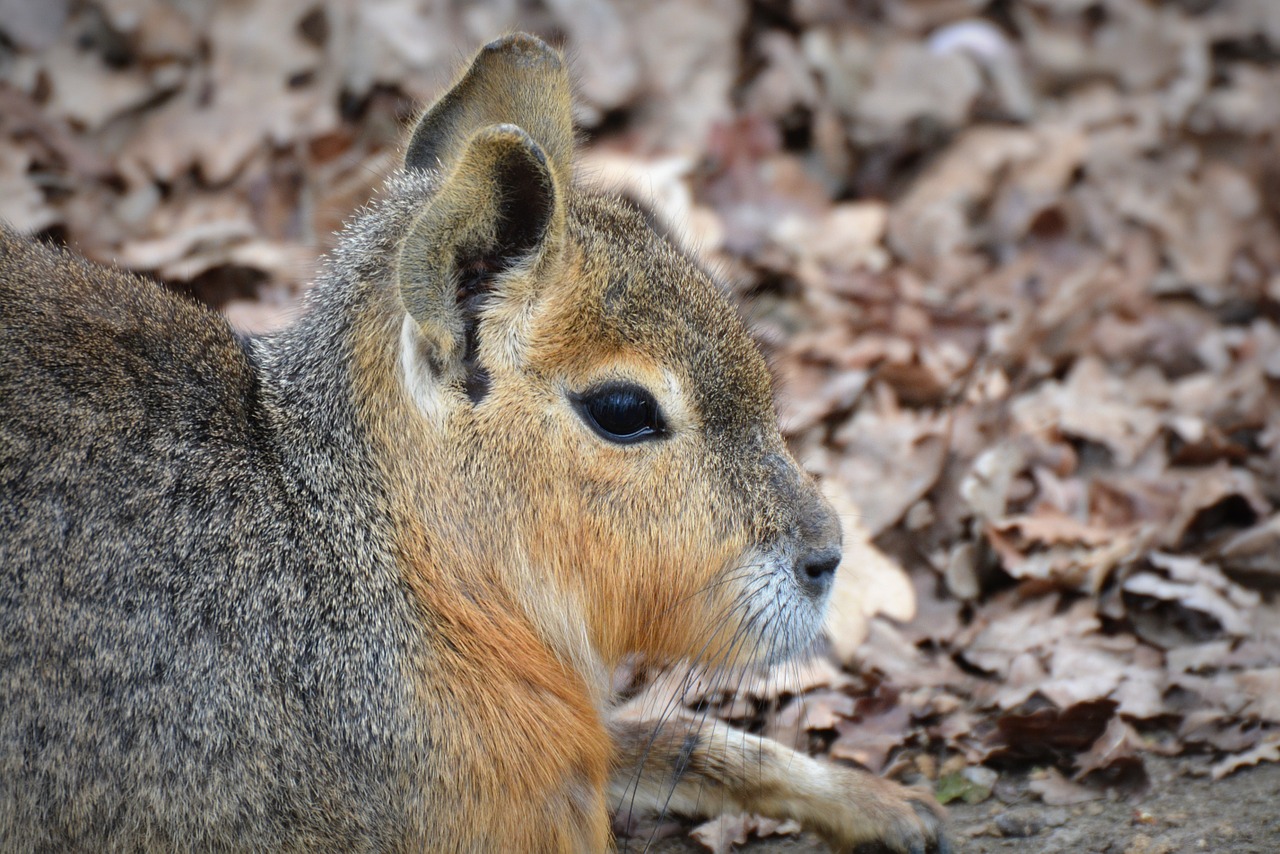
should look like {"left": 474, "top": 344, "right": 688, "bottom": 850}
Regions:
{"left": 6, "top": 0, "right": 1280, "bottom": 849}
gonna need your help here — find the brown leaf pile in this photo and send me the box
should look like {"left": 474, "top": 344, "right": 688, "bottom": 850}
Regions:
{"left": 7, "top": 0, "right": 1280, "bottom": 848}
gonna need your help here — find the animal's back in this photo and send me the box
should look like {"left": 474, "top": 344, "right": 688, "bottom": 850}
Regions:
{"left": 0, "top": 229, "right": 422, "bottom": 850}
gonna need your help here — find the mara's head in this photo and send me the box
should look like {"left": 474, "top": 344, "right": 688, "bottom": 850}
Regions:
{"left": 367, "top": 34, "right": 841, "bottom": 671}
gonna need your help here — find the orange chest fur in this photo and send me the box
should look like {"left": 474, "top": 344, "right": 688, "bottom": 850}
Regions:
{"left": 394, "top": 527, "right": 612, "bottom": 849}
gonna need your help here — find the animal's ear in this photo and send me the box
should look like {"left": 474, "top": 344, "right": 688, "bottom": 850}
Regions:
{"left": 404, "top": 33, "right": 573, "bottom": 189}
{"left": 397, "top": 123, "right": 561, "bottom": 402}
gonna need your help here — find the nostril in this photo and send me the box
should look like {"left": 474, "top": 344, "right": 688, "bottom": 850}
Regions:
{"left": 796, "top": 548, "right": 841, "bottom": 595}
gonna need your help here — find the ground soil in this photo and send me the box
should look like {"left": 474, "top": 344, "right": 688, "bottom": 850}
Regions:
{"left": 945, "top": 758, "right": 1280, "bottom": 854}
{"left": 633, "top": 757, "right": 1280, "bottom": 853}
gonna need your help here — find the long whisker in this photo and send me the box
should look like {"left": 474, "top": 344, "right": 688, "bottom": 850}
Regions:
{"left": 629, "top": 572, "right": 775, "bottom": 852}
{"left": 618, "top": 566, "right": 769, "bottom": 850}
{"left": 645, "top": 569, "right": 781, "bottom": 842}
{"left": 645, "top": 605, "right": 768, "bottom": 848}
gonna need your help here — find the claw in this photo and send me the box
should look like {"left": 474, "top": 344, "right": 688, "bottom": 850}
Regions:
{"left": 906, "top": 796, "right": 948, "bottom": 854}
{"left": 822, "top": 769, "right": 949, "bottom": 854}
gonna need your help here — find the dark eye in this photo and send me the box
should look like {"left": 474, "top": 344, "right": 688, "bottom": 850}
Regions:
{"left": 572, "top": 383, "right": 666, "bottom": 444}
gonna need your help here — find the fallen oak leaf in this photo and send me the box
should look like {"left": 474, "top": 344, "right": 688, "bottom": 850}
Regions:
{"left": 985, "top": 509, "right": 1140, "bottom": 593}
{"left": 1122, "top": 553, "right": 1256, "bottom": 644}
{"left": 765, "top": 689, "right": 856, "bottom": 749}
{"left": 990, "top": 697, "right": 1118, "bottom": 764}
{"left": 1028, "top": 766, "right": 1105, "bottom": 806}
{"left": 689, "top": 814, "right": 801, "bottom": 854}
{"left": 1234, "top": 667, "right": 1280, "bottom": 723}
{"left": 830, "top": 701, "right": 913, "bottom": 775}
{"left": 1073, "top": 717, "right": 1147, "bottom": 792}
{"left": 1211, "top": 734, "right": 1280, "bottom": 780}
{"left": 831, "top": 383, "right": 949, "bottom": 536}
{"left": 822, "top": 483, "right": 916, "bottom": 664}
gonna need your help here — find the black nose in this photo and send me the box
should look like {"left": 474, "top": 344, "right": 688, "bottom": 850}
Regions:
{"left": 795, "top": 548, "right": 840, "bottom": 596}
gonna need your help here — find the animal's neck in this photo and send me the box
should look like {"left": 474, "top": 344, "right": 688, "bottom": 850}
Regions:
{"left": 344, "top": 297, "right": 614, "bottom": 714}
{"left": 269, "top": 278, "right": 616, "bottom": 813}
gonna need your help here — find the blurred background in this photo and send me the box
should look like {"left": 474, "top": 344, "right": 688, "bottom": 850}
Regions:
{"left": 5, "top": 0, "right": 1280, "bottom": 849}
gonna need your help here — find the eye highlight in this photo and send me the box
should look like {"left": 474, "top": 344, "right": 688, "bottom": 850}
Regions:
{"left": 572, "top": 383, "right": 667, "bottom": 444}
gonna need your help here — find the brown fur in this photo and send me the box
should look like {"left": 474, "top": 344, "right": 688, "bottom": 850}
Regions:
{"left": 0, "top": 33, "right": 944, "bottom": 852}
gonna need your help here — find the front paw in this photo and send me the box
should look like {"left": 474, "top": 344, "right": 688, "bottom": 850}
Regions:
{"left": 857, "top": 793, "right": 949, "bottom": 854}
{"left": 821, "top": 770, "right": 949, "bottom": 854}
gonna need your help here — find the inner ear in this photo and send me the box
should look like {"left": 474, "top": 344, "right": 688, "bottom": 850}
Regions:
{"left": 455, "top": 273, "right": 491, "bottom": 405}
{"left": 398, "top": 124, "right": 563, "bottom": 404}
{"left": 454, "top": 140, "right": 555, "bottom": 286}
{"left": 451, "top": 138, "right": 556, "bottom": 404}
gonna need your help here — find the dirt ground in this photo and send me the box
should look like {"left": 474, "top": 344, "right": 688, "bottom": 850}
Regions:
{"left": 949, "top": 759, "right": 1280, "bottom": 854}
{"left": 630, "top": 757, "right": 1280, "bottom": 853}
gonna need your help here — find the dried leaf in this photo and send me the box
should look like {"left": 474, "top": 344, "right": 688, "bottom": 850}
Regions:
{"left": 822, "top": 484, "right": 916, "bottom": 663}
{"left": 831, "top": 699, "right": 912, "bottom": 774}
{"left": 1211, "top": 735, "right": 1280, "bottom": 781}
{"left": 690, "top": 814, "right": 801, "bottom": 854}
{"left": 1011, "top": 356, "right": 1164, "bottom": 468}
{"left": 1028, "top": 766, "right": 1105, "bottom": 806}
{"left": 831, "top": 385, "right": 948, "bottom": 536}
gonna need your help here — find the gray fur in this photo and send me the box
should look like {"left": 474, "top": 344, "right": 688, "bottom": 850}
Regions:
{"left": 0, "top": 177, "right": 444, "bottom": 851}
